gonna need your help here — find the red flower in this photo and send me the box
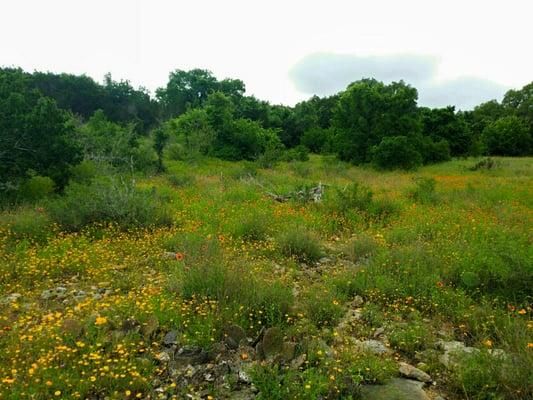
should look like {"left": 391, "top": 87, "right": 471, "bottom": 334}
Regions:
{"left": 175, "top": 252, "right": 185, "bottom": 261}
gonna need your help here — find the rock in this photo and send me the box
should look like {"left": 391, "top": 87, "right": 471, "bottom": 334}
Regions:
{"left": 373, "top": 327, "right": 386, "bottom": 338}
{"left": 238, "top": 369, "right": 251, "bottom": 384}
{"left": 163, "top": 330, "right": 179, "bottom": 346}
{"left": 257, "top": 327, "right": 283, "bottom": 359}
{"left": 398, "top": 362, "right": 432, "bottom": 383}
{"left": 352, "top": 295, "right": 364, "bottom": 307}
{"left": 318, "top": 257, "right": 333, "bottom": 265}
{"left": 122, "top": 318, "right": 140, "bottom": 333}
{"left": 61, "top": 317, "right": 84, "bottom": 337}
{"left": 355, "top": 339, "right": 391, "bottom": 355}
{"left": 40, "top": 289, "right": 55, "bottom": 300}
{"left": 1, "top": 293, "right": 22, "bottom": 304}
{"left": 360, "top": 378, "right": 430, "bottom": 400}
{"left": 436, "top": 340, "right": 478, "bottom": 368}
{"left": 162, "top": 251, "right": 178, "bottom": 260}
{"left": 73, "top": 290, "right": 87, "bottom": 301}
{"left": 290, "top": 353, "right": 307, "bottom": 370}
{"left": 174, "top": 345, "right": 209, "bottom": 366}
{"left": 141, "top": 315, "right": 159, "bottom": 338}
{"left": 224, "top": 324, "right": 247, "bottom": 350}
{"left": 155, "top": 351, "right": 171, "bottom": 363}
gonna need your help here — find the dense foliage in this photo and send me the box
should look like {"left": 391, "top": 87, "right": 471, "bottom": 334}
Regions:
{"left": 1, "top": 66, "right": 532, "bottom": 200}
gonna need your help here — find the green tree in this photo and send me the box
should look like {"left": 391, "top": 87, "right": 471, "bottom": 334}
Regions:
{"left": 482, "top": 116, "right": 532, "bottom": 156}
{"left": 371, "top": 136, "right": 423, "bottom": 170}
{"left": 0, "top": 69, "right": 80, "bottom": 187}
{"left": 332, "top": 79, "right": 421, "bottom": 164}
{"left": 419, "top": 106, "right": 471, "bottom": 156}
{"left": 153, "top": 128, "right": 169, "bottom": 172}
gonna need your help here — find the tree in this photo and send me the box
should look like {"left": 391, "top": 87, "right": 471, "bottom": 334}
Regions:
{"left": 156, "top": 69, "right": 245, "bottom": 118}
{"left": 332, "top": 79, "right": 421, "bottom": 164}
{"left": 502, "top": 82, "right": 533, "bottom": 125}
{"left": 0, "top": 69, "right": 80, "bottom": 187}
{"left": 419, "top": 106, "right": 471, "bottom": 156}
{"left": 153, "top": 128, "right": 169, "bottom": 172}
{"left": 371, "top": 136, "right": 423, "bottom": 170}
{"left": 166, "top": 108, "right": 215, "bottom": 157}
{"left": 482, "top": 116, "right": 532, "bottom": 156}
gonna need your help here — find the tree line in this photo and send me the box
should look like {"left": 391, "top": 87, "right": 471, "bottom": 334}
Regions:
{"left": 1, "top": 67, "right": 532, "bottom": 198}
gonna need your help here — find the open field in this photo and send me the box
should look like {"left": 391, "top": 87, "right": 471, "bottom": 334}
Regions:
{"left": 1, "top": 156, "right": 532, "bottom": 399}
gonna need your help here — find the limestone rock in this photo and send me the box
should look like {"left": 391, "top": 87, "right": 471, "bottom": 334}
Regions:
{"left": 224, "top": 324, "right": 247, "bottom": 350}
{"left": 355, "top": 339, "right": 391, "bottom": 355}
{"left": 360, "top": 378, "right": 430, "bottom": 400}
{"left": 398, "top": 362, "right": 432, "bottom": 382}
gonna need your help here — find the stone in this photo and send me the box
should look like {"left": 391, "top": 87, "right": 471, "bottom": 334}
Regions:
{"left": 155, "top": 351, "right": 171, "bottom": 363}
{"left": 355, "top": 339, "right": 391, "bottom": 355}
{"left": 73, "top": 290, "right": 87, "bottom": 301}
{"left": 174, "top": 345, "right": 209, "bottom": 366}
{"left": 360, "top": 378, "right": 430, "bottom": 400}
{"left": 352, "top": 295, "right": 364, "bottom": 307}
{"left": 224, "top": 324, "right": 247, "bottom": 350}
{"left": 122, "top": 318, "right": 140, "bottom": 333}
{"left": 258, "top": 327, "right": 283, "bottom": 359}
{"left": 41, "top": 289, "right": 55, "bottom": 300}
{"left": 398, "top": 362, "right": 432, "bottom": 382}
{"left": 1, "top": 293, "right": 22, "bottom": 304}
{"left": 141, "top": 315, "right": 159, "bottom": 338}
{"left": 162, "top": 251, "right": 178, "bottom": 260}
{"left": 238, "top": 369, "right": 251, "bottom": 384}
{"left": 318, "top": 257, "right": 333, "bottom": 264}
{"left": 163, "top": 330, "right": 179, "bottom": 346}
{"left": 373, "top": 327, "right": 386, "bottom": 338}
{"left": 290, "top": 353, "right": 307, "bottom": 370}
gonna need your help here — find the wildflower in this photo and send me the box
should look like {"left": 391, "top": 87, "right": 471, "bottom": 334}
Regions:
{"left": 95, "top": 316, "right": 107, "bottom": 326}
{"left": 125, "top": 390, "right": 131, "bottom": 396}
{"left": 518, "top": 309, "right": 527, "bottom": 315}
{"left": 436, "top": 281, "right": 444, "bottom": 288}
{"left": 483, "top": 339, "right": 493, "bottom": 347}
{"left": 305, "top": 384, "right": 311, "bottom": 390}
{"left": 55, "top": 390, "right": 61, "bottom": 396}
{"left": 175, "top": 252, "right": 185, "bottom": 261}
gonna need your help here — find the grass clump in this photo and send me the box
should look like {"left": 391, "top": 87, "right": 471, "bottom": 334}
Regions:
{"left": 343, "top": 234, "right": 380, "bottom": 263}
{"left": 0, "top": 208, "right": 53, "bottom": 244}
{"left": 167, "top": 172, "right": 195, "bottom": 188}
{"left": 47, "top": 177, "right": 173, "bottom": 231}
{"left": 230, "top": 211, "right": 270, "bottom": 241}
{"left": 277, "top": 227, "right": 323, "bottom": 263}
{"left": 408, "top": 177, "right": 438, "bottom": 204}
{"left": 388, "top": 320, "right": 434, "bottom": 356}
{"left": 301, "top": 285, "right": 345, "bottom": 328}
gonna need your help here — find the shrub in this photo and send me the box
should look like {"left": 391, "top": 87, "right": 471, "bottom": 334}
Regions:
{"left": 0, "top": 209, "right": 53, "bottom": 243}
{"left": 388, "top": 321, "right": 433, "bottom": 356}
{"left": 343, "top": 234, "right": 380, "bottom": 263}
{"left": 230, "top": 212, "right": 270, "bottom": 241}
{"left": 282, "top": 145, "right": 310, "bottom": 162}
{"left": 169, "top": 233, "right": 292, "bottom": 328}
{"left": 47, "top": 177, "right": 172, "bottom": 231}
{"left": 302, "top": 285, "right": 345, "bottom": 328}
{"left": 483, "top": 116, "right": 532, "bottom": 156}
{"left": 277, "top": 228, "right": 322, "bottom": 263}
{"left": 167, "top": 173, "right": 195, "bottom": 188}
{"left": 325, "top": 182, "right": 373, "bottom": 215}
{"left": 19, "top": 174, "right": 55, "bottom": 201}
{"left": 469, "top": 157, "right": 500, "bottom": 171}
{"left": 371, "top": 136, "right": 423, "bottom": 170}
{"left": 69, "top": 160, "right": 99, "bottom": 184}
{"left": 408, "top": 177, "right": 438, "bottom": 204}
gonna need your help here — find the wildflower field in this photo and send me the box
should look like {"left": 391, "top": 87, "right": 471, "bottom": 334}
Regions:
{"left": 1, "top": 156, "right": 532, "bottom": 400}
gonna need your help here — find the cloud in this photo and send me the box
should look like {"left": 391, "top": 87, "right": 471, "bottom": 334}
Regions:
{"left": 289, "top": 53, "right": 509, "bottom": 110}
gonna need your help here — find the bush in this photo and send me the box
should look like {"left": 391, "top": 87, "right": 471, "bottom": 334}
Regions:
{"left": 167, "top": 173, "right": 195, "bottom": 188}
{"left": 282, "top": 145, "right": 310, "bottom": 162}
{"left": 326, "top": 182, "right": 373, "bottom": 215}
{"left": 408, "top": 177, "right": 437, "bottom": 204}
{"left": 0, "top": 209, "right": 53, "bottom": 243}
{"left": 230, "top": 212, "right": 270, "bottom": 241}
{"left": 302, "top": 285, "right": 345, "bottom": 328}
{"left": 372, "top": 136, "right": 423, "bottom": 170}
{"left": 69, "top": 160, "right": 99, "bottom": 184}
{"left": 483, "top": 116, "right": 532, "bottom": 156}
{"left": 277, "top": 227, "right": 323, "bottom": 263}
{"left": 168, "top": 233, "right": 293, "bottom": 328}
{"left": 388, "top": 321, "right": 433, "bottom": 356}
{"left": 19, "top": 174, "right": 55, "bottom": 201}
{"left": 343, "top": 234, "right": 380, "bottom": 262}
{"left": 47, "top": 177, "right": 173, "bottom": 231}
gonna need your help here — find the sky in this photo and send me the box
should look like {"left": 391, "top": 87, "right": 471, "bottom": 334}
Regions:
{"left": 1, "top": 0, "right": 532, "bottom": 109}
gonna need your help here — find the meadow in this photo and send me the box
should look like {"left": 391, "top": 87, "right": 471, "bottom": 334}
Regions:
{"left": 0, "top": 156, "right": 532, "bottom": 400}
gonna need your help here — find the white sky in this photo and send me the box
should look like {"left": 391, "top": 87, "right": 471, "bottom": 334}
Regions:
{"left": 1, "top": 0, "right": 532, "bottom": 107}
